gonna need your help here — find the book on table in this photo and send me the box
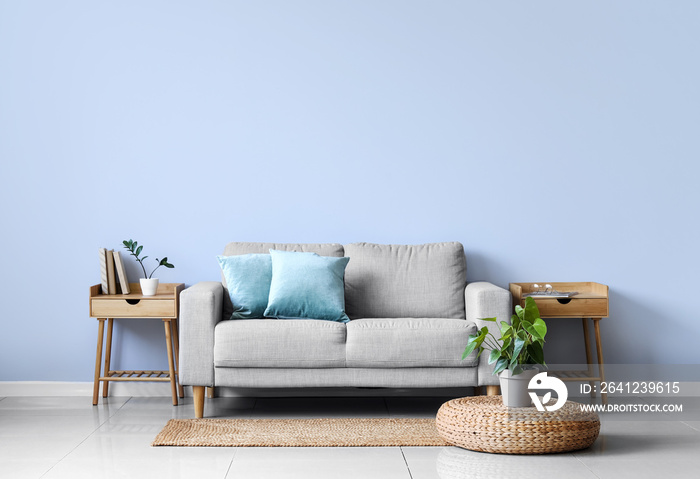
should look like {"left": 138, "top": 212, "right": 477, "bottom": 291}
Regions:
{"left": 113, "top": 251, "right": 130, "bottom": 295}
{"left": 98, "top": 248, "right": 109, "bottom": 294}
{"left": 523, "top": 291, "right": 578, "bottom": 299}
{"left": 99, "top": 247, "right": 129, "bottom": 295}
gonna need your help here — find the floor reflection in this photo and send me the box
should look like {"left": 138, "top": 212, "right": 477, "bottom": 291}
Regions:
{"left": 435, "top": 446, "right": 583, "bottom": 479}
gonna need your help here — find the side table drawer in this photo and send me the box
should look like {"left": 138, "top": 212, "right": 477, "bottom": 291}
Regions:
{"left": 90, "top": 299, "right": 176, "bottom": 318}
{"left": 526, "top": 298, "right": 608, "bottom": 318}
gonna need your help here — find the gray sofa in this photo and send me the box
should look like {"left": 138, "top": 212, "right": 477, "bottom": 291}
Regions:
{"left": 179, "top": 242, "right": 511, "bottom": 418}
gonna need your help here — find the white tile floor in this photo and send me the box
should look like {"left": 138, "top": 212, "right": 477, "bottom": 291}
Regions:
{"left": 1, "top": 394, "right": 700, "bottom": 479}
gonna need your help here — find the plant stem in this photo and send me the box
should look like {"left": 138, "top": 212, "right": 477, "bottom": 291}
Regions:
{"left": 483, "top": 335, "right": 502, "bottom": 351}
{"left": 148, "top": 264, "right": 161, "bottom": 279}
{"left": 139, "top": 260, "right": 148, "bottom": 278}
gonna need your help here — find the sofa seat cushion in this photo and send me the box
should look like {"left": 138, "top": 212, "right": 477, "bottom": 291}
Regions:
{"left": 214, "top": 319, "right": 346, "bottom": 368}
{"left": 346, "top": 318, "right": 478, "bottom": 368}
{"left": 344, "top": 242, "right": 467, "bottom": 319}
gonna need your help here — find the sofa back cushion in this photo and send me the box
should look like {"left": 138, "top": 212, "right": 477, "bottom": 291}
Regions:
{"left": 220, "top": 242, "right": 345, "bottom": 319}
{"left": 343, "top": 242, "right": 467, "bottom": 319}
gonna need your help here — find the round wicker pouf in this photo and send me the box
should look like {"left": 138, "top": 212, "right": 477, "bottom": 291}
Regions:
{"left": 436, "top": 396, "right": 600, "bottom": 454}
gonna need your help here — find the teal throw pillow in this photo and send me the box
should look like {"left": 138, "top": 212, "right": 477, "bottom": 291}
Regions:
{"left": 264, "top": 249, "right": 350, "bottom": 322}
{"left": 217, "top": 254, "right": 272, "bottom": 319}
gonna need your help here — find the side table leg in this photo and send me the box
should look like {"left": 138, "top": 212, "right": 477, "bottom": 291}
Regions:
{"left": 102, "top": 318, "right": 114, "bottom": 398}
{"left": 163, "top": 319, "right": 178, "bottom": 406}
{"left": 171, "top": 319, "right": 185, "bottom": 399}
{"left": 593, "top": 318, "right": 607, "bottom": 404}
{"left": 486, "top": 385, "right": 500, "bottom": 396}
{"left": 93, "top": 319, "right": 106, "bottom": 406}
{"left": 581, "top": 318, "right": 595, "bottom": 399}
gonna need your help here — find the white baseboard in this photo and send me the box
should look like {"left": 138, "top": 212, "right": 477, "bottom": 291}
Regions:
{"left": 681, "top": 382, "right": 700, "bottom": 397}
{"left": 0, "top": 381, "right": 474, "bottom": 398}
{"left": 0, "top": 381, "right": 180, "bottom": 397}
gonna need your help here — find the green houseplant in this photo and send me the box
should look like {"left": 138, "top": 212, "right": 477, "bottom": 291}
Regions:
{"left": 122, "top": 239, "right": 174, "bottom": 296}
{"left": 462, "top": 296, "right": 548, "bottom": 407}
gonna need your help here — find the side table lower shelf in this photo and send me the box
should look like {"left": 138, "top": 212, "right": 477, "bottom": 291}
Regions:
{"left": 553, "top": 370, "right": 603, "bottom": 381}
{"left": 549, "top": 316, "right": 606, "bottom": 402}
{"left": 102, "top": 370, "right": 173, "bottom": 381}
{"left": 92, "top": 317, "right": 185, "bottom": 406}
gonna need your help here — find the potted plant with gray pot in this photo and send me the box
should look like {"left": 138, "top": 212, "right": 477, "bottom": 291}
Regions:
{"left": 462, "top": 297, "right": 547, "bottom": 407}
{"left": 122, "top": 239, "right": 174, "bottom": 296}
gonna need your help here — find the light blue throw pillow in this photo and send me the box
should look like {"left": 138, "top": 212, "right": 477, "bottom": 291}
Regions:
{"left": 217, "top": 254, "right": 272, "bottom": 319}
{"left": 264, "top": 249, "right": 350, "bottom": 322}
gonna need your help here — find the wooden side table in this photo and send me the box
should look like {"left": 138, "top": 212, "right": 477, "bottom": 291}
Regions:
{"left": 89, "top": 282, "right": 185, "bottom": 406}
{"left": 510, "top": 282, "right": 609, "bottom": 402}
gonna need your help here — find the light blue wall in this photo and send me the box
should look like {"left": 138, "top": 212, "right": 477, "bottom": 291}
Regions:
{"left": 1, "top": 1, "right": 698, "bottom": 381}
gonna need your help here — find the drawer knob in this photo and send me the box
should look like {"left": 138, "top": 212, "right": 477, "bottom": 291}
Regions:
{"left": 126, "top": 299, "right": 141, "bottom": 305}
{"left": 556, "top": 298, "right": 572, "bottom": 305}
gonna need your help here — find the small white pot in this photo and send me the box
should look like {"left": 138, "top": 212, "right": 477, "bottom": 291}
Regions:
{"left": 499, "top": 367, "right": 539, "bottom": 408}
{"left": 140, "top": 278, "right": 159, "bottom": 296}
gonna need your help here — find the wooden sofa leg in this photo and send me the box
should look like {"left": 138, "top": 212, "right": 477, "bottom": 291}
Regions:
{"left": 486, "top": 385, "right": 501, "bottom": 396}
{"left": 193, "top": 386, "right": 205, "bottom": 418}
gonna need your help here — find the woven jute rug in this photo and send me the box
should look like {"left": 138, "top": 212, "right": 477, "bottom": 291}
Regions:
{"left": 152, "top": 418, "right": 449, "bottom": 447}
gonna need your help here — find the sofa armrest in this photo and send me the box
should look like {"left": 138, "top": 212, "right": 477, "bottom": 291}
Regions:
{"left": 465, "top": 281, "right": 512, "bottom": 386}
{"left": 179, "top": 281, "right": 224, "bottom": 387}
